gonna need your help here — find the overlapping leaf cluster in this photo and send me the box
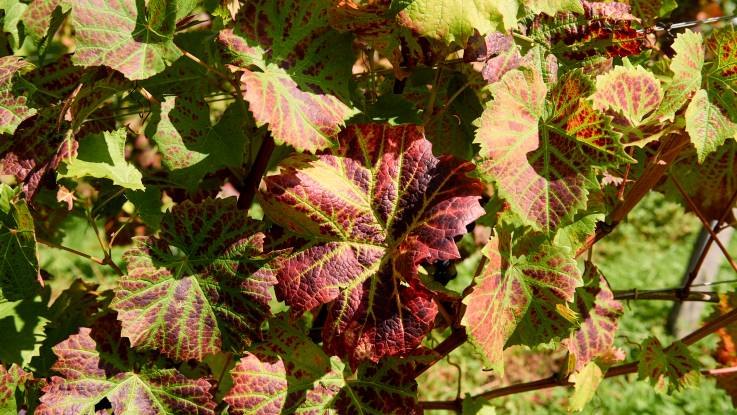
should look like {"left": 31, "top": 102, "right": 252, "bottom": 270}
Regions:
{"left": 1, "top": 0, "right": 736, "bottom": 412}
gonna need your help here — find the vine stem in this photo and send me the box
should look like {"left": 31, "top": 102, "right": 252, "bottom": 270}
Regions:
{"left": 37, "top": 238, "right": 106, "bottom": 267}
{"left": 419, "top": 307, "right": 737, "bottom": 410}
{"left": 575, "top": 133, "right": 689, "bottom": 257}
{"left": 237, "top": 134, "right": 275, "bottom": 210}
{"left": 671, "top": 176, "right": 737, "bottom": 275}
{"left": 613, "top": 288, "right": 719, "bottom": 302}
{"left": 681, "top": 187, "right": 737, "bottom": 294}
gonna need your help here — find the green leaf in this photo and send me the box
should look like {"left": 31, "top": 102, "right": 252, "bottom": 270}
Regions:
{"left": 638, "top": 337, "right": 701, "bottom": 394}
{"left": 59, "top": 129, "right": 144, "bottom": 190}
{"left": 112, "top": 198, "right": 277, "bottom": 361}
{"left": 67, "top": 0, "right": 181, "bottom": 80}
{"left": 146, "top": 96, "right": 250, "bottom": 189}
{"left": 705, "top": 27, "right": 737, "bottom": 121}
{"left": 568, "top": 361, "right": 603, "bottom": 412}
{"left": 401, "top": 0, "right": 517, "bottom": 45}
{"left": 0, "top": 0, "right": 27, "bottom": 48}
{"left": 219, "top": 0, "right": 356, "bottom": 153}
{"left": 657, "top": 30, "right": 704, "bottom": 121}
{"left": 0, "top": 56, "right": 36, "bottom": 135}
{"left": 0, "top": 185, "right": 40, "bottom": 301}
{"left": 524, "top": 0, "right": 583, "bottom": 16}
{"left": 0, "top": 363, "right": 29, "bottom": 413}
{"left": 685, "top": 89, "right": 737, "bottom": 163}
{"left": 462, "top": 231, "right": 582, "bottom": 374}
{"left": 0, "top": 296, "right": 49, "bottom": 367}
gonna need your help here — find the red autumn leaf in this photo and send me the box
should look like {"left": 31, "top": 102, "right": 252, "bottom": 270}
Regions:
{"left": 260, "top": 123, "right": 484, "bottom": 366}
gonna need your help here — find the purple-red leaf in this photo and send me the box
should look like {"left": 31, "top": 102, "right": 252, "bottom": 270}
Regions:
{"left": 462, "top": 232, "right": 582, "bottom": 374}
{"left": 260, "top": 123, "right": 484, "bottom": 365}
{"left": 112, "top": 198, "right": 276, "bottom": 361}
{"left": 36, "top": 327, "right": 216, "bottom": 414}
{"left": 562, "top": 264, "right": 624, "bottom": 372}
{"left": 0, "top": 56, "right": 36, "bottom": 135}
{"left": 0, "top": 363, "right": 29, "bottom": 409}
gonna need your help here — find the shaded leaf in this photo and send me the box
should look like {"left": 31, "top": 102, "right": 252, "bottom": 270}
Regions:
{"left": 685, "top": 89, "right": 737, "bottom": 163}
{"left": 146, "top": 96, "right": 250, "bottom": 189}
{"left": 623, "top": 0, "right": 676, "bottom": 25}
{"left": 0, "top": 56, "right": 36, "bottom": 135}
{"left": 462, "top": 232, "right": 582, "bottom": 374}
{"left": 58, "top": 129, "right": 144, "bottom": 190}
{"left": 562, "top": 264, "right": 623, "bottom": 372}
{"left": 220, "top": 0, "right": 356, "bottom": 153}
{"left": 0, "top": 0, "right": 27, "bottom": 49}
{"left": 0, "top": 296, "right": 50, "bottom": 367}
{"left": 36, "top": 327, "right": 216, "bottom": 414}
{"left": 638, "top": 337, "right": 700, "bottom": 394}
{"left": 225, "top": 316, "right": 423, "bottom": 414}
{"left": 463, "top": 32, "right": 522, "bottom": 84}
{"left": 0, "top": 185, "right": 39, "bottom": 301}
{"left": 67, "top": 0, "right": 181, "bottom": 80}
{"left": 475, "top": 67, "right": 628, "bottom": 233}
{"left": 260, "top": 123, "right": 484, "bottom": 365}
{"left": 111, "top": 198, "right": 276, "bottom": 361}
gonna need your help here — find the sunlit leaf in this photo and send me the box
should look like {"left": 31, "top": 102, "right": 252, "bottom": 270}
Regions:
{"left": 657, "top": 30, "right": 704, "bottom": 121}
{"left": 685, "top": 89, "right": 737, "bottom": 163}
{"left": 462, "top": 231, "right": 582, "bottom": 374}
{"left": 524, "top": 0, "right": 583, "bottom": 16}
{"left": 112, "top": 198, "right": 277, "bottom": 361}
{"left": 36, "top": 327, "right": 216, "bottom": 414}
{"left": 0, "top": 363, "right": 29, "bottom": 412}
{"left": 593, "top": 64, "right": 662, "bottom": 128}
{"left": 568, "top": 361, "right": 603, "bottom": 412}
{"left": 638, "top": 337, "right": 700, "bottom": 394}
{"left": 260, "top": 123, "right": 484, "bottom": 365}
{"left": 220, "top": 0, "right": 356, "bottom": 153}
{"left": 562, "top": 264, "right": 623, "bottom": 372}
{"left": 58, "top": 129, "right": 144, "bottom": 190}
{"left": 475, "top": 67, "right": 628, "bottom": 233}
{"left": 705, "top": 27, "right": 737, "bottom": 121}
{"left": 67, "top": 0, "right": 185, "bottom": 80}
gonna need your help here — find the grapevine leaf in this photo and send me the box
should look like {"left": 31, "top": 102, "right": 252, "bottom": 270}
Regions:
{"left": 0, "top": 56, "right": 36, "bottom": 135}
{"left": 1, "top": 0, "right": 27, "bottom": 49}
{"left": 524, "top": 0, "right": 584, "bottom": 16}
{"left": 461, "top": 233, "right": 582, "bottom": 374}
{"left": 220, "top": 0, "right": 356, "bottom": 153}
{"left": 225, "top": 316, "right": 423, "bottom": 414}
{"left": 58, "top": 129, "right": 144, "bottom": 190}
{"left": 0, "top": 296, "right": 49, "bottom": 367}
{"left": 67, "top": 0, "right": 183, "bottom": 80}
{"left": 475, "top": 67, "right": 627, "bottom": 233}
{"left": 592, "top": 64, "right": 663, "bottom": 128}
{"left": 657, "top": 30, "right": 704, "bottom": 121}
{"left": 224, "top": 317, "right": 345, "bottom": 414}
{"left": 260, "top": 123, "right": 484, "bottom": 365}
{"left": 146, "top": 96, "right": 250, "bottom": 189}
{"left": 0, "top": 363, "right": 29, "bottom": 412}
{"left": 685, "top": 89, "right": 737, "bottom": 163}
{"left": 705, "top": 27, "right": 737, "bottom": 121}
{"left": 623, "top": 0, "right": 677, "bottom": 25}
{"left": 0, "top": 185, "right": 39, "bottom": 301}
{"left": 562, "top": 264, "right": 623, "bottom": 372}
{"left": 112, "top": 198, "right": 277, "bottom": 361}
{"left": 463, "top": 32, "right": 522, "bottom": 84}
{"left": 637, "top": 337, "right": 701, "bottom": 394}
{"left": 401, "top": 0, "right": 518, "bottom": 45}
{"left": 568, "top": 361, "right": 603, "bottom": 412}
{"left": 36, "top": 327, "right": 216, "bottom": 414}
{"left": 529, "top": 1, "right": 646, "bottom": 67}
{"left": 668, "top": 141, "right": 737, "bottom": 221}
{"left": 20, "top": 0, "right": 65, "bottom": 40}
